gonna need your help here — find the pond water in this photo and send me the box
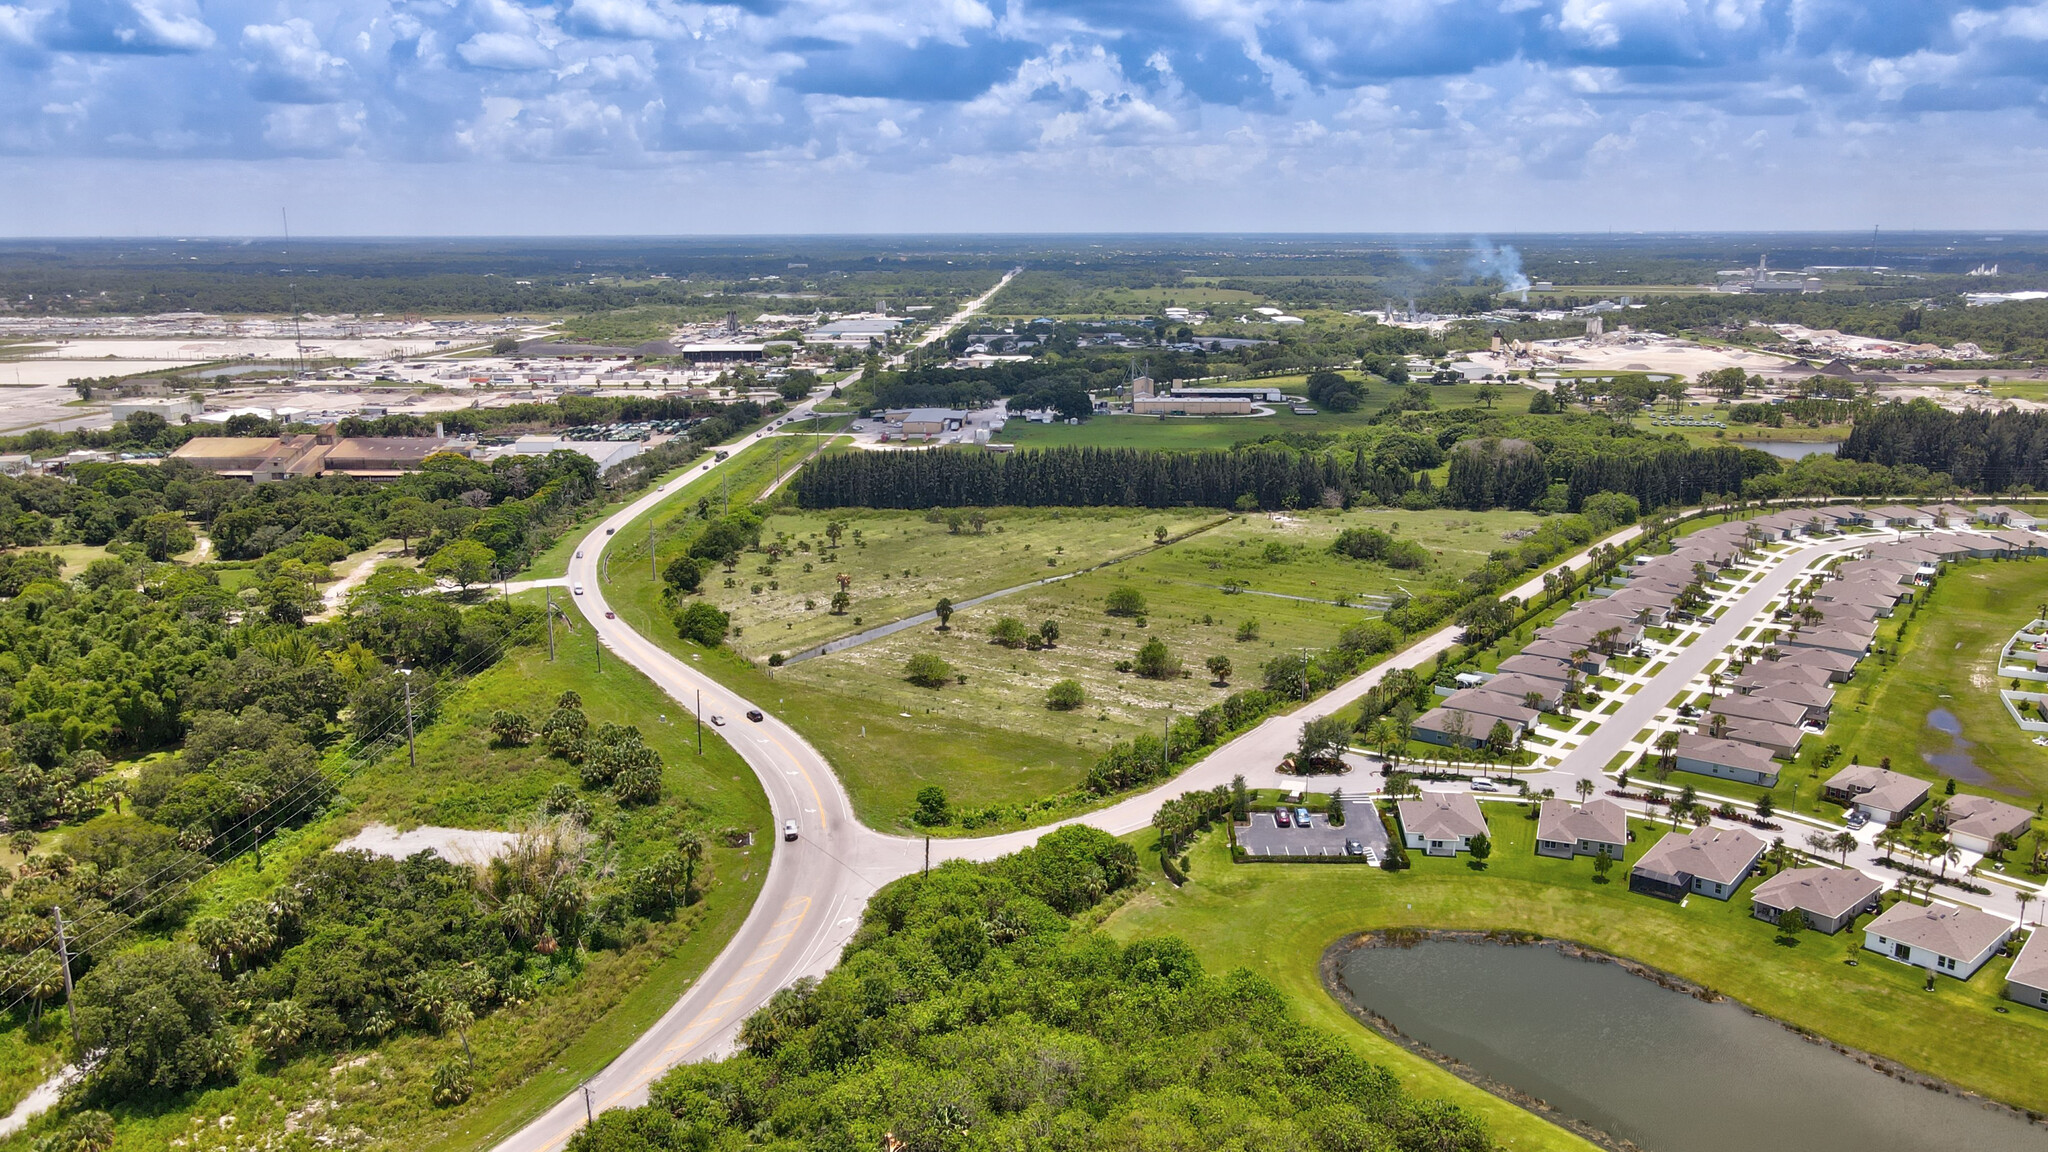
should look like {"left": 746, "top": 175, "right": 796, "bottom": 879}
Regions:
{"left": 1924, "top": 707, "right": 1993, "bottom": 785}
{"left": 1742, "top": 439, "right": 1843, "bottom": 460}
{"left": 1336, "top": 939, "right": 2046, "bottom": 1152}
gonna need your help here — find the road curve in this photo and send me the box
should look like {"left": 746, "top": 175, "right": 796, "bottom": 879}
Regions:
{"left": 496, "top": 438, "right": 1647, "bottom": 1150}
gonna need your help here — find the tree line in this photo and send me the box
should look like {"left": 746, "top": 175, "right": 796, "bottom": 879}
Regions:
{"left": 566, "top": 824, "right": 1490, "bottom": 1152}
{"left": 1838, "top": 401, "right": 2048, "bottom": 493}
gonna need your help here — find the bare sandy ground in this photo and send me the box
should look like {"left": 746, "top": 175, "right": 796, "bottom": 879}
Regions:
{"left": 333, "top": 822, "right": 519, "bottom": 865}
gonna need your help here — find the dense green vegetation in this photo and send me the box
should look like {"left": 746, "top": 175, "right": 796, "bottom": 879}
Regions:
{"left": 1838, "top": 402, "right": 2048, "bottom": 492}
{"left": 570, "top": 824, "right": 1491, "bottom": 1152}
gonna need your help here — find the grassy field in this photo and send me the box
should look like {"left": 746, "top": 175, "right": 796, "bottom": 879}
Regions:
{"left": 604, "top": 498, "right": 1547, "bottom": 830}
{"left": 691, "top": 507, "right": 1228, "bottom": 658}
{"left": 16, "top": 609, "right": 776, "bottom": 1152}
{"left": 995, "top": 376, "right": 1536, "bottom": 451}
{"left": 1791, "top": 556, "right": 2048, "bottom": 808}
{"left": 1105, "top": 797, "right": 2048, "bottom": 1139}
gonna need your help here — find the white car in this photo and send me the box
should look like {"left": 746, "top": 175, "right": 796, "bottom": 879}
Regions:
{"left": 783, "top": 820, "right": 799, "bottom": 842}
{"left": 575, "top": 550, "right": 583, "bottom": 559}
{"left": 572, "top": 584, "right": 584, "bottom": 596}
{"left": 1470, "top": 776, "right": 1497, "bottom": 792}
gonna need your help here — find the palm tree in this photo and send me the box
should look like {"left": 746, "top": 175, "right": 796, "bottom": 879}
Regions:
{"left": 1937, "top": 839, "right": 1962, "bottom": 879}
{"left": 1831, "top": 831, "right": 1857, "bottom": 864}
{"left": 1874, "top": 826, "right": 1902, "bottom": 862}
{"left": 1576, "top": 778, "right": 1596, "bottom": 803}
{"left": 677, "top": 828, "right": 706, "bottom": 899}
{"left": 2017, "top": 889, "right": 2034, "bottom": 930}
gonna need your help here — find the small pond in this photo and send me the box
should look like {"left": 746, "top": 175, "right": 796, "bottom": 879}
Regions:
{"left": 1336, "top": 939, "right": 2046, "bottom": 1152}
{"left": 1925, "top": 707, "right": 1993, "bottom": 785}
{"left": 1741, "top": 439, "right": 1843, "bottom": 460}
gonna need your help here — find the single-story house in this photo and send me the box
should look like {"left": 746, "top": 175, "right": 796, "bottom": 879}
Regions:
{"left": 1412, "top": 704, "right": 1529, "bottom": 750}
{"left": 1809, "top": 506, "right": 1870, "bottom": 528}
{"left": 1725, "top": 678, "right": 1834, "bottom": 720}
{"left": 1976, "top": 505, "right": 2039, "bottom": 530}
{"left": 1750, "top": 867, "right": 1885, "bottom": 935}
{"left": 1869, "top": 504, "right": 1936, "bottom": 530}
{"left": 1709, "top": 693, "right": 1817, "bottom": 729}
{"left": 1543, "top": 617, "right": 1643, "bottom": 654}
{"left": 1518, "top": 639, "right": 1607, "bottom": 674}
{"left": 1864, "top": 901, "right": 2014, "bottom": 980}
{"left": 1816, "top": 583, "right": 1904, "bottom": 616}
{"left": 1473, "top": 673, "right": 1565, "bottom": 712}
{"left": 1750, "top": 511, "right": 1811, "bottom": 540}
{"left": 1919, "top": 504, "right": 1975, "bottom": 527}
{"left": 1630, "top": 825, "right": 1766, "bottom": 901}
{"left": 1574, "top": 597, "right": 1663, "bottom": 628}
{"left": 2008, "top": 930, "right": 2048, "bottom": 1010}
{"left": 1672, "top": 734, "right": 1782, "bottom": 787}
{"left": 1701, "top": 716, "right": 1805, "bottom": 758}
{"left": 1766, "top": 647, "right": 1860, "bottom": 683}
{"left": 1495, "top": 654, "right": 1576, "bottom": 684}
{"left": 1944, "top": 532, "right": 2021, "bottom": 559}
{"left": 1939, "top": 794, "right": 2034, "bottom": 856}
{"left": 1984, "top": 528, "right": 2048, "bottom": 556}
{"left": 1811, "top": 599, "right": 1883, "bottom": 625}
{"left": 1397, "top": 792, "right": 1489, "bottom": 857}
{"left": 1782, "top": 626, "right": 1873, "bottom": 659}
{"left": 1729, "top": 661, "right": 1834, "bottom": 691}
{"left": 1824, "top": 764, "right": 1931, "bottom": 825}
{"left": 1535, "top": 799, "right": 1628, "bottom": 860}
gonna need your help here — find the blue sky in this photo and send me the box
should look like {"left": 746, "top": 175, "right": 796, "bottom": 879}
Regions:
{"left": 2, "top": 1, "right": 2046, "bottom": 233}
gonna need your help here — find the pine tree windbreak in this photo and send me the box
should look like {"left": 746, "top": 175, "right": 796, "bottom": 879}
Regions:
{"left": 1839, "top": 402, "right": 2048, "bottom": 493}
{"left": 793, "top": 446, "right": 1360, "bottom": 510}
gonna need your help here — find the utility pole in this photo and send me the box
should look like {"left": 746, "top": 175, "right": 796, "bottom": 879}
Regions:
{"left": 51, "top": 908, "right": 79, "bottom": 1050}
{"left": 581, "top": 1082, "right": 594, "bottom": 1125}
{"left": 546, "top": 588, "right": 556, "bottom": 662}
{"left": 400, "top": 668, "right": 417, "bottom": 769}
{"left": 1162, "top": 708, "right": 1172, "bottom": 775}
{"left": 923, "top": 835, "right": 930, "bottom": 880}
{"left": 651, "top": 515, "right": 659, "bottom": 582}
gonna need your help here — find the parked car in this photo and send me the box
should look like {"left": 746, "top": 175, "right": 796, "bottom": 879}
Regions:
{"left": 1274, "top": 808, "right": 1291, "bottom": 827}
{"left": 1294, "top": 806, "right": 1312, "bottom": 826}
{"left": 575, "top": 550, "right": 583, "bottom": 559}
{"left": 746, "top": 709, "right": 764, "bottom": 722}
{"left": 1846, "top": 810, "right": 1868, "bottom": 829}
{"left": 1345, "top": 839, "right": 1365, "bottom": 857}
{"left": 783, "top": 820, "right": 798, "bottom": 841}
{"left": 1470, "top": 776, "right": 1497, "bottom": 792}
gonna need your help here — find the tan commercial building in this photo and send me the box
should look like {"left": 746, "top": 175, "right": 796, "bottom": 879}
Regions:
{"left": 172, "top": 431, "right": 466, "bottom": 482}
{"left": 1132, "top": 395, "right": 1251, "bottom": 415}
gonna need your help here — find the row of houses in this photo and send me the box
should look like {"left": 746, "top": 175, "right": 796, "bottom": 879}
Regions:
{"left": 1670, "top": 509, "right": 2048, "bottom": 791}
{"left": 1395, "top": 792, "right": 2046, "bottom": 1003}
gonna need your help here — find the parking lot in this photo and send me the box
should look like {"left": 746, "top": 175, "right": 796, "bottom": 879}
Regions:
{"left": 1239, "top": 801, "right": 1390, "bottom": 860}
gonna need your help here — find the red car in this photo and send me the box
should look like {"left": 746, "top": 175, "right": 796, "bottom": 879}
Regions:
{"left": 1274, "top": 808, "right": 1291, "bottom": 827}
{"left": 605, "top": 611, "right": 616, "bottom": 619}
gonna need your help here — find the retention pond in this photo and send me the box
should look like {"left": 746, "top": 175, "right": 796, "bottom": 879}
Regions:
{"left": 1332, "top": 936, "right": 2046, "bottom": 1152}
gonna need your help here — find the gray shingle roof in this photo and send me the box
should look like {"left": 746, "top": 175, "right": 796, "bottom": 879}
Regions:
{"left": 1398, "top": 793, "right": 1489, "bottom": 842}
{"left": 1536, "top": 799, "right": 1627, "bottom": 848}
{"left": 1750, "top": 867, "right": 1883, "bottom": 920}
{"left": 1866, "top": 901, "right": 2011, "bottom": 961}
{"left": 1633, "top": 825, "right": 1765, "bottom": 887}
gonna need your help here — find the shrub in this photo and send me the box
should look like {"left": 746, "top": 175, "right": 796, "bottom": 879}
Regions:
{"left": 1105, "top": 587, "right": 1148, "bottom": 617}
{"left": 675, "top": 601, "right": 730, "bottom": 647}
{"left": 1046, "top": 679, "right": 1086, "bottom": 711}
{"left": 914, "top": 786, "right": 950, "bottom": 826}
{"left": 904, "top": 652, "right": 954, "bottom": 688}
{"left": 1133, "top": 637, "right": 1181, "bottom": 680}
{"left": 989, "top": 616, "right": 1031, "bottom": 648}
{"left": 431, "top": 1057, "right": 473, "bottom": 1106}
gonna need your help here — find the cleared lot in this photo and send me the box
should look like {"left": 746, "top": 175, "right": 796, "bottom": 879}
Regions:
{"left": 1239, "top": 801, "right": 1389, "bottom": 859}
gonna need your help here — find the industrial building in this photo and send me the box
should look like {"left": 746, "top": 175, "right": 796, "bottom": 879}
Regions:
{"left": 679, "top": 342, "right": 766, "bottom": 363}
{"left": 171, "top": 429, "right": 468, "bottom": 482}
{"left": 805, "top": 316, "right": 901, "bottom": 347}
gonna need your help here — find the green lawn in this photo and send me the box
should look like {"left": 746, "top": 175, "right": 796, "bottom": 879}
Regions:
{"left": 1794, "top": 556, "right": 2048, "bottom": 808}
{"left": 25, "top": 609, "right": 775, "bottom": 1152}
{"left": 1105, "top": 800, "right": 2048, "bottom": 1137}
{"left": 605, "top": 501, "right": 1550, "bottom": 832}
{"left": 995, "top": 376, "right": 1534, "bottom": 451}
